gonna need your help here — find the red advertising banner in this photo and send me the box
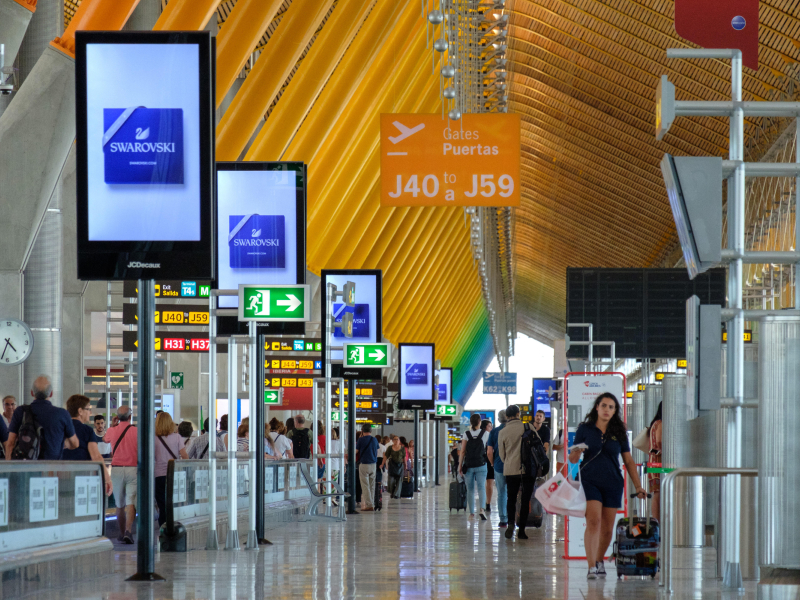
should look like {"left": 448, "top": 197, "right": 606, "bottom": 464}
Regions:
{"left": 674, "top": 0, "right": 759, "bottom": 70}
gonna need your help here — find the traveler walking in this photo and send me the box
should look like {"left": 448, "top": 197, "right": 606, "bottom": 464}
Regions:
{"left": 154, "top": 412, "right": 187, "bottom": 527}
{"left": 498, "top": 404, "right": 534, "bottom": 540}
{"left": 94, "top": 415, "right": 112, "bottom": 457}
{"left": 2, "top": 395, "right": 15, "bottom": 426}
{"left": 569, "top": 392, "right": 646, "bottom": 579}
{"left": 288, "top": 415, "right": 312, "bottom": 459}
{"left": 381, "top": 435, "right": 406, "bottom": 499}
{"left": 63, "top": 395, "right": 112, "bottom": 495}
{"left": 481, "top": 419, "right": 494, "bottom": 512}
{"left": 6, "top": 375, "right": 78, "bottom": 460}
{"left": 450, "top": 444, "right": 460, "bottom": 479}
{"left": 533, "top": 410, "right": 551, "bottom": 452}
{"left": 269, "top": 418, "right": 294, "bottom": 459}
{"left": 178, "top": 421, "right": 194, "bottom": 448}
{"left": 104, "top": 405, "right": 138, "bottom": 544}
{"left": 459, "top": 413, "right": 488, "bottom": 521}
{"left": 648, "top": 401, "right": 663, "bottom": 522}
{"left": 487, "top": 409, "right": 508, "bottom": 527}
{"left": 317, "top": 421, "right": 327, "bottom": 481}
{"left": 356, "top": 423, "right": 379, "bottom": 511}
{"left": 186, "top": 418, "right": 226, "bottom": 459}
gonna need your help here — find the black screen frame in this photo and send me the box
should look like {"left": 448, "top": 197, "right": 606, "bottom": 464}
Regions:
{"left": 75, "top": 31, "right": 215, "bottom": 280}
{"left": 398, "top": 342, "right": 436, "bottom": 411}
{"left": 320, "top": 269, "right": 383, "bottom": 378}
{"left": 436, "top": 366, "right": 453, "bottom": 404}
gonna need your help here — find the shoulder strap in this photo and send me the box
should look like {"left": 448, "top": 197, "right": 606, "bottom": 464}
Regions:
{"left": 478, "top": 430, "right": 485, "bottom": 441}
{"left": 466, "top": 430, "right": 474, "bottom": 440}
{"left": 112, "top": 425, "right": 132, "bottom": 456}
{"left": 157, "top": 435, "right": 177, "bottom": 459}
{"left": 201, "top": 442, "right": 210, "bottom": 458}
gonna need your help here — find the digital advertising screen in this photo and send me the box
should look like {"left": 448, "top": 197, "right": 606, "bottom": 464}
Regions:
{"left": 320, "top": 270, "right": 382, "bottom": 369}
{"left": 217, "top": 163, "right": 306, "bottom": 307}
{"left": 532, "top": 378, "right": 559, "bottom": 418}
{"left": 398, "top": 343, "right": 435, "bottom": 410}
{"left": 436, "top": 367, "right": 452, "bottom": 404}
{"left": 75, "top": 31, "right": 214, "bottom": 280}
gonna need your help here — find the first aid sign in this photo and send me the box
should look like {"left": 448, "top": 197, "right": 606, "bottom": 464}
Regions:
{"left": 380, "top": 113, "right": 520, "bottom": 207}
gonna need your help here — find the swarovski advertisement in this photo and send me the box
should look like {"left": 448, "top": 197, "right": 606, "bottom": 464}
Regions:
{"left": 322, "top": 272, "right": 381, "bottom": 362}
{"left": 436, "top": 367, "right": 452, "bottom": 403}
{"left": 399, "top": 343, "right": 435, "bottom": 407}
{"left": 217, "top": 167, "right": 303, "bottom": 307}
{"left": 84, "top": 42, "right": 201, "bottom": 241}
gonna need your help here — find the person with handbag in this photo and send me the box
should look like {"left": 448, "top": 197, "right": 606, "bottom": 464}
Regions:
{"left": 648, "top": 401, "right": 663, "bottom": 522}
{"left": 154, "top": 412, "right": 188, "bottom": 527}
{"left": 381, "top": 435, "right": 406, "bottom": 499}
{"left": 569, "top": 393, "right": 647, "bottom": 579}
{"left": 104, "top": 406, "right": 138, "bottom": 544}
{"left": 498, "top": 405, "right": 534, "bottom": 539}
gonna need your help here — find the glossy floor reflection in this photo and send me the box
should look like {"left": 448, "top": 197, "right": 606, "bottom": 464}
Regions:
{"left": 24, "top": 484, "right": 757, "bottom": 599}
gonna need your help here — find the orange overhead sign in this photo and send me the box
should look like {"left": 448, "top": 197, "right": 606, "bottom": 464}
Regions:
{"left": 380, "top": 113, "right": 520, "bottom": 207}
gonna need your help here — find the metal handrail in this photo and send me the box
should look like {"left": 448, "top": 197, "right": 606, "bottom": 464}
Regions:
{"left": 660, "top": 467, "right": 758, "bottom": 594}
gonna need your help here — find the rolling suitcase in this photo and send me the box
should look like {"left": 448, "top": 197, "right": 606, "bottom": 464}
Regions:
{"left": 400, "top": 470, "right": 415, "bottom": 498}
{"left": 449, "top": 477, "right": 467, "bottom": 512}
{"left": 515, "top": 484, "right": 544, "bottom": 527}
{"left": 613, "top": 492, "right": 660, "bottom": 578}
{"left": 374, "top": 478, "right": 383, "bottom": 511}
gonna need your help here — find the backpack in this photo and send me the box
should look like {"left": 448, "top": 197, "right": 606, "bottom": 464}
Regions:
{"left": 292, "top": 428, "right": 311, "bottom": 459}
{"left": 521, "top": 424, "right": 550, "bottom": 478}
{"left": 462, "top": 430, "right": 486, "bottom": 470}
{"left": 12, "top": 406, "right": 43, "bottom": 460}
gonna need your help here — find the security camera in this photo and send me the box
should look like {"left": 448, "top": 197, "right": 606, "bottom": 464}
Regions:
{"left": 0, "top": 85, "right": 12, "bottom": 96}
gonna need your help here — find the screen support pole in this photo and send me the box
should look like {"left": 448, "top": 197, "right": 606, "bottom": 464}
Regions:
{"left": 206, "top": 291, "right": 218, "bottom": 549}
{"left": 255, "top": 332, "right": 270, "bottom": 544}
{"left": 435, "top": 419, "right": 440, "bottom": 486}
{"left": 414, "top": 409, "right": 420, "bottom": 492}
{"left": 245, "top": 322, "right": 259, "bottom": 550}
{"left": 128, "top": 279, "right": 164, "bottom": 582}
{"left": 347, "top": 378, "right": 358, "bottom": 514}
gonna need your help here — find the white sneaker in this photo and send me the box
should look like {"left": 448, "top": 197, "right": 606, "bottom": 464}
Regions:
{"left": 587, "top": 567, "right": 598, "bottom": 580}
{"left": 596, "top": 561, "right": 606, "bottom": 577}
{"left": 468, "top": 514, "right": 475, "bottom": 521}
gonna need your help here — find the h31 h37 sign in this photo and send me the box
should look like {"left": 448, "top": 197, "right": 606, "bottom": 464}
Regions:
{"left": 380, "top": 113, "right": 520, "bottom": 207}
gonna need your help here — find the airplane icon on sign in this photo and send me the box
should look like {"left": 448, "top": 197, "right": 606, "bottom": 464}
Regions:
{"left": 388, "top": 121, "right": 425, "bottom": 144}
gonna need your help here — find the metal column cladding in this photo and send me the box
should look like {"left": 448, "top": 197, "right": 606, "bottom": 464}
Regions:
{"left": 759, "top": 317, "right": 800, "bottom": 570}
{"left": 643, "top": 384, "right": 662, "bottom": 428}
{"left": 629, "top": 391, "right": 646, "bottom": 465}
{"left": 661, "top": 374, "right": 703, "bottom": 548}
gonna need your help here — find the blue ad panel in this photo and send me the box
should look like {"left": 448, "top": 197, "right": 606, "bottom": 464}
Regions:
{"left": 217, "top": 169, "right": 300, "bottom": 307}
{"left": 324, "top": 273, "right": 379, "bottom": 361}
{"left": 532, "top": 378, "right": 558, "bottom": 417}
{"left": 399, "top": 344, "right": 434, "bottom": 402}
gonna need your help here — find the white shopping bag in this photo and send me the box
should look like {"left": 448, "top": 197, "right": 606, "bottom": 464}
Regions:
{"left": 534, "top": 470, "right": 586, "bottom": 518}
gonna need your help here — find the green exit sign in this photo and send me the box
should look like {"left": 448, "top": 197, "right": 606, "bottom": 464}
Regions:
{"left": 342, "top": 343, "right": 392, "bottom": 368}
{"left": 331, "top": 411, "right": 348, "bottom": 422}
{"left": 238, "top": 284, "right": 311, "bottom": 322}
{"left": 436, "top": 404, "right": 457, "bottom": 416}
{"left": 264, "top": 389, "right": 282, "bottom": 405}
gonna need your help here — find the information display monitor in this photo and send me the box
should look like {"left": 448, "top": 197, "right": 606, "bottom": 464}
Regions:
{"left": 75, "top": 31, "right": 214, "bottom": 280}
{"left": 320, "top": 270, "right": 382, "bottom": 370}
{"left": 436, "top": 367, "right": 452, "bottom": 404}
{"left": 398, "top": 343, "right": 435, "bottom": 410}
{"left": 216, "top": 162, "right": 306, "bottom": 307}
{"left": 532, "top": 378, "right": 559, "bottom": 418}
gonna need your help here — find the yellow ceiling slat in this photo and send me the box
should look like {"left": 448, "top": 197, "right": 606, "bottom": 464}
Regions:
{"left": 244, "top": 0, "right": 379, "bottom": 161}
{"left": 153, "top": 0, "right": 220, "bottom": 31}
{"left": 215, "top": 0, "right": 335, "bottom": 161}
{"left": 215, "top": 0, "right": 284, "bottom": 107}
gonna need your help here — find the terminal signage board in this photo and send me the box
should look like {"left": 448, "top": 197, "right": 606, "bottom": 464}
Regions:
{"left": 122, "top": 330, "right": 211, "bottom": 352}
{"left": 122, "top": 303, "right": 209, "bottom": 325}
{"left": 342, "top": 343, "right": 391, "bottom": 368}
{"left": 75, "top": 31, "right": 215, "bottom": 280}
{"left": 436, "top": 367, "right": 452, "bottom": 404}
{"left": 320, "top": 270, "right": 383, "bottom": 373}
{"left": 483, "top": 372, "right": 517, "bottom": 394}
{"left": 380, "top": 113, "right": 520, "bottom": 207}
{"left": 216, "top": 163, "right": 306, "bottom": 308}
{"left": 123, "top": 280, "right": 210, "bottom": 298}
{"left": 436, "top": 404, "right": 457, "bottom": 416}
{"left": 398, "top": 343, "right": 435, "bottom": 411}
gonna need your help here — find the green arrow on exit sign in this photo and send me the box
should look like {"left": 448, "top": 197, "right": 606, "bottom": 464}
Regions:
{"left": 238, "top": 284, "right": 311, "bottom": 322}
{"left": 342, "top": 343, "right": 392, "bottom": 368}
{"left": 436, "top": 404, "right": 457, "bottom": 416}
{"left": 264, "top": 390, "right": 282, "bottom": 405}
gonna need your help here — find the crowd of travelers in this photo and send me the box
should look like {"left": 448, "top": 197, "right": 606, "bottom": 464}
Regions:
{"left": 1, "top": 373, "right": 334, "bottom": 545}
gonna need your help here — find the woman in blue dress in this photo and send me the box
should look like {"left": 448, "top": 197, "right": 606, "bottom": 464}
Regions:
{"left": 569, "top": 392, "right": 647, "bottom": 579}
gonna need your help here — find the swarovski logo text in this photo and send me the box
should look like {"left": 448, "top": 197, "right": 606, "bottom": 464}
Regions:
{"left": 110, "top": 142, "right": 176, "bottom": 153}
{"left": 233, "top": 238, "right": 280, "bottom": 247}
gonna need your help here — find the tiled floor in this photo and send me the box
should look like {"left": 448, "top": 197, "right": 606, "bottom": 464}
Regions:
{"left": 24, "top": 484, "right": 759, "bottom": 599}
